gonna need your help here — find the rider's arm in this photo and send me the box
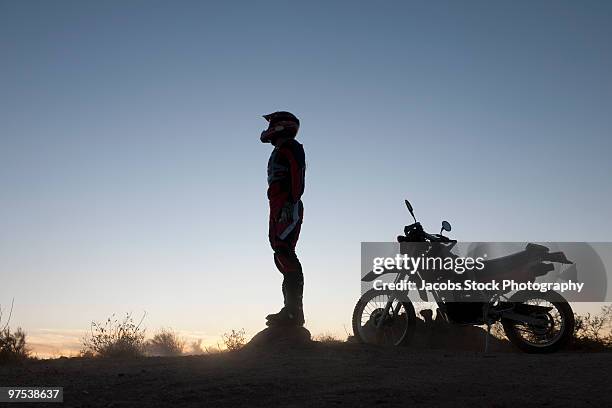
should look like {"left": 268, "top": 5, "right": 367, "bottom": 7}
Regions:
{"left": 281, "top": 143, "right": 305, "bottom": 203}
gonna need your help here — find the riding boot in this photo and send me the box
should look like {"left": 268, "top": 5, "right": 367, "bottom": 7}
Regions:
{"left": 266, "top": 281, "right": 288, "bottom": 321}
{"left": 267, "top": 274, "right": 304, "bottom": 327}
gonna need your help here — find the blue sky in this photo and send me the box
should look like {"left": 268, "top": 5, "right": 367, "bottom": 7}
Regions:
{"left": 1, "top": 1, "right": 611, "bottom": 355}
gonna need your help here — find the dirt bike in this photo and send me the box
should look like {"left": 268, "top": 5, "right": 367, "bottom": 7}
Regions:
{"left": 352, "top": 199, "right": 576, "bottom": 353}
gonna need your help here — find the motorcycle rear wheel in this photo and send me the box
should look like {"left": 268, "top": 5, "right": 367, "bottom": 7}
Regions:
{"left": 352, "top": 289, "right": 416, "bottom": 346}
{"left": 501, "top": 290, "right": 574, "bottom": 354}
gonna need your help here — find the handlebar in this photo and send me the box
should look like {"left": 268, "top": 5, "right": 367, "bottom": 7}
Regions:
{"left": 423, "top": 232, "right": 454, "bottom": 242}
{"left": 398, "top": 233, "right": 456, "bottom": 243}
{"left": 399, "top": 200, "right": 456, "bottom": 244}
{"left": 399, "top": 223, "right": 456, "bottom": 243}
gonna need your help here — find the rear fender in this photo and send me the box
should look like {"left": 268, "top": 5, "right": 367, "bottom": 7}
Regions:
{"left": 541, "top": 251, "right": 572, "bottom": 264}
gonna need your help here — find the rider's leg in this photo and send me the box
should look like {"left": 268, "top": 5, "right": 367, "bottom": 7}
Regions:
{"left": 266, "top": 203, "right": 304, "bottom": 326}
{"left": 274, "top": 248, "right": 304, "bottom": 321}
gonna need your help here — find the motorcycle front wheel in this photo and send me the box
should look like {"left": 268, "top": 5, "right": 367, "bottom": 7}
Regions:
{"left": 352, "top": 289, "right": 416, "bottom": 346}
{"left": 501, "top": 290, "right": 574, "bottom": 354}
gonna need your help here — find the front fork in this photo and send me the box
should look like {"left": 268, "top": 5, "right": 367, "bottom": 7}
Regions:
{"left": 375, "top": 272, "right": 407, "bottom": 329}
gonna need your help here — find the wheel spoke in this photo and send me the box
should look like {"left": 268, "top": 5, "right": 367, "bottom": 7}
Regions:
{"left": 357, "top": 293, "right": 411, "bottom": 346}
{"left": 510, "top": 298, "right": 565, "bottom": 347}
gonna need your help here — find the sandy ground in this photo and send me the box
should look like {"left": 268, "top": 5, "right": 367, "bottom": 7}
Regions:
{"left": 1, "top": 341, "right": 610, "bottom": 408}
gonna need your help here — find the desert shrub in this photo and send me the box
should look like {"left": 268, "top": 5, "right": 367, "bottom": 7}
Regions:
{"left": 314, "top": 332, "right": 343, "bottom": 344}
{"left": 190, "top": 339, "right": 205, "bottom": 355}
{"left": 145, "top": 328, "right": 185, "bottom": 356}
{"left": 81, "top": 313, "right": 146, "bottom": 358}
{"left": 189, "top": 339, "right": 222, "bottom": 355}
{"left": 0, "top": 299, "right": 14, "bottom": 329}
{"left": 0, "top": 327, "right": 30, "bottom": 363}
{"left": 0, "top": 299, "right": 29, "bottom": 363}
{"left": 573, "top": 305, "right": 612, "bottom": 351}
{"left": 222, "top": 329, "right": 246, "bottom": 351}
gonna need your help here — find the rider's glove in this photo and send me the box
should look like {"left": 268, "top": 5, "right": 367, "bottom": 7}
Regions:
{"left": 278, "top": 202, "right": 295, "bottom": 223}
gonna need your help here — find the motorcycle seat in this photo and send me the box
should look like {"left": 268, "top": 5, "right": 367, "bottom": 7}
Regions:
{"left": 475, "top": 243, "right": 550, "bottom": 279}
{"left": 477, "top": 250, "right": 531, "bottom": 278}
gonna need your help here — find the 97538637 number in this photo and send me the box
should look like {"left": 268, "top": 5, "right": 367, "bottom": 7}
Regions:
{"left": 0, "top": 387, "right": 63, "bottom": 402}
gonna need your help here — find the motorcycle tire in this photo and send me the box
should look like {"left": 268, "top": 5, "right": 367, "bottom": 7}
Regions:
{"left": 352, "top": 289, "right": 417, "bottom": 346}
{"left": 501, "top": 290, "right": 574, "bottom": 354}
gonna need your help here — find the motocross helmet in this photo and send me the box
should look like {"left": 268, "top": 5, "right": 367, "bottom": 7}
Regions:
{"left": 261, "top": 111, "right": 300, "bottom": 143}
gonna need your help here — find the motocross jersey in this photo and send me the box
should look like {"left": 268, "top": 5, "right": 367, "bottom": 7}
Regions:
{"left": 267, "top": 138, "right": 305, "bottom": 206}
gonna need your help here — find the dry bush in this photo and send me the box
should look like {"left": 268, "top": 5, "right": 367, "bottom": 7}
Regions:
{"left": 145, "top": 328, "right": 185, "bottom": 356}
{"left": 0, "top": 299, "right": 30, "bottom": 364}
{"left": 222, "top": 329, "right": 246, "bottom": 351}
{"left": 314, "top": 332, "right": 343, "bottom": 344}
{"left": 0, "top": 299, "right": 13, "bottom": 330}
{"left": 573, "top": 305, "right": 612, "bottom": 351}
{"left": 0, "top": 328, "right": 30, "bottom": 363}
{"left": 205, "top": 344, "right": 222, "bottom": 354}
{"left": 189, "top": 339, "right": 222, "bottom": 355}
{"left": 81, "top": 312, "right": 146, "bottom": 358}
{"left": 189, "top": 339, "right": 205, "bottom": 355}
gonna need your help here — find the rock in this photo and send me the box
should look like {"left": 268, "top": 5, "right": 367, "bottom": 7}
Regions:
{"left": 411, "top": 317, "right": 513, "bottom": 352}
{"left": 244, "top": 326, "right": 313, "bottom": 350}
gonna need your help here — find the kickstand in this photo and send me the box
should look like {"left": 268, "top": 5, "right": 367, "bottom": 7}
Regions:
{"left": 483, "top": 305, "right": 491, "bottom": 354}
{"left": 484, "top": 322, "right": 491, "bottom": 353}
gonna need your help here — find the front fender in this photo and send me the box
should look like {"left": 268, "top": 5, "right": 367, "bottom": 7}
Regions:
{"left": 361, "top": 269, "right": 397, "bottom": 282}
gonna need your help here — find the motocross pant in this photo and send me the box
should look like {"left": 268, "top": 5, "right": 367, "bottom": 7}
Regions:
{"left": 269, "top": 200, "right": 304, "bottom": 313}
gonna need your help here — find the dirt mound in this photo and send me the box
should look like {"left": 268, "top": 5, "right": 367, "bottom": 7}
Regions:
{"left": 245, "top": 326, "right": 313, "bottom": 350}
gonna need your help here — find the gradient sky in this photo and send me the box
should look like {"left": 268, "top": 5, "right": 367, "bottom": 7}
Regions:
{"left": 1, "top": 1, "right": 611, "bottom": 356}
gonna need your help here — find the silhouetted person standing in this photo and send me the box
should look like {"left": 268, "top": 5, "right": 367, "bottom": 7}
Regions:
{"left": 260, "top": 111, "right": 306, "bottom": 327}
